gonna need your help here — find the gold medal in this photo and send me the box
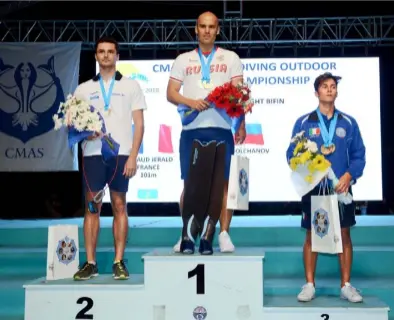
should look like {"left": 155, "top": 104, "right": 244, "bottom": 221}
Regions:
{"left": 200, "top": 80, "right": 213, "bottom": 90}
{"left": 321, "top": 144, "right": 336, "bottom": 155}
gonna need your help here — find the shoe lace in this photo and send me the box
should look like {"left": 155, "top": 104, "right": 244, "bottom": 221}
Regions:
{"left": 301, "top": 284, "right": 314, "bottom": 292}
{"left": 347, "top": 284, "right": 362, "bottom": 295}
{"left": 115, "top": 260, "right": 127, "bottom": 271}
{"left": 78, "top": 262, "right": 91, "bottom": 271}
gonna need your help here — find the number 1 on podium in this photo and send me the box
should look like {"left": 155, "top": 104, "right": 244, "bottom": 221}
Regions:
{"left": 188, "top": 264, "right": 205, "bottom": 294}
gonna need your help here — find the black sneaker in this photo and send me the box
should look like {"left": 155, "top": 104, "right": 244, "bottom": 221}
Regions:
{"left": 199, "top": 239, "right": 213, "bottom": 255}
{"left": 112, "top": 260, "right": 129, "bottom": 280}
{"left": 73, "top": 261, "right": 98, "bottom": 281}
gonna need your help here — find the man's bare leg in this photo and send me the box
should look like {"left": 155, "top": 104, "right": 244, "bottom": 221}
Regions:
{"left": 179, "top": 187, "right": 184, "bottom": 216}
{"left": 110, "top": 191, "right": 128, "bottom": 262}
{"left": 337, "top": 227, "right": 362, "bottom": 302}
{"left": 73, "top": 192, "right": 101, "bottom": 280}
{"left": 297, "top": 230, "right": 318, "bottom": 301}
{"left": 338, "top": 228, "right": 352, "bottom": 286}
{"left": 84, "top": 192, "right": 102, "bottom": 263}
{"left": 173, "top": 187, "right": 184, "bottom": 252}
{"left": 304, "top": 230, "right": 318, "bottom": 285}
{"left": 110, "top": 190, "right": 129, "bottom": 280}
{"left": 218, "top": 181, "right": 235, "bottom": 252}
{"left": 219, "top": 181, "right": 232, "bottom": 232}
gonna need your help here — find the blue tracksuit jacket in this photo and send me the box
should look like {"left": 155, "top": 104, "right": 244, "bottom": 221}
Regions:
{"left": 286, "top": 108, "right": 366, "bottom": 184}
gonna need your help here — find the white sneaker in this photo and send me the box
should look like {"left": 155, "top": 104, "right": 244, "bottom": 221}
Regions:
{"left": 218, "top": 231, "right": 235, "bottom": 253}
{"left": 173, "top": 237, "right": 181, "bottom": 252}
{"left": 297, "top": 283, "right": 315, "bottom": 302}
{"left": 341, "top": 282, "right": 363, "bottom": 302}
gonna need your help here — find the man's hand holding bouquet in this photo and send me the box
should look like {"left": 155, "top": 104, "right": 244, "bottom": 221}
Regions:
{"left": 52, "top": 94, "right": 119, "bottom": 161}
{"left": 288, "top": 131, "right": 352, "bottom": 204}
{"left": 177, "top": 81, "right": 254, "bottom": 133}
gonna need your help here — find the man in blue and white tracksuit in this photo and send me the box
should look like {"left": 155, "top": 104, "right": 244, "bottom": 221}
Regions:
{"left": 286, "top": 72, "right": 366, "bottom": 303}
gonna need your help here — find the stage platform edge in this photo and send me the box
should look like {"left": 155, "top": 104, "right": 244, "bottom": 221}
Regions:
{"left": 22, "top": 247, "right": 391, "bottom": 320}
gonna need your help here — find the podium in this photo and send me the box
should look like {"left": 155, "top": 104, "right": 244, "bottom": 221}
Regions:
{"left": 24, "top": 248, "right": 264, "bottom": 320}
{"left": 23, "top": 247, "right": 390, "bottom": 320}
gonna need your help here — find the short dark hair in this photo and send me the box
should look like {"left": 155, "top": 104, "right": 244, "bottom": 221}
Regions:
{"left": 95, "top": 36, "right": 119, "bottom": 53}
{"left": 314, "top": 72, "right": 342, "bottom": 92}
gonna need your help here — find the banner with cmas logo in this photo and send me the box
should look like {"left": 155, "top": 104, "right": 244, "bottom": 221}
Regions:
{"left": 0, "top": 42, "right": 82, "bottom": 171}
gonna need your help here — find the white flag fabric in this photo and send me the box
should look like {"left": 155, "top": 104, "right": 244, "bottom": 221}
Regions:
{"left": 0, "top": 42, "right": 82, "bottom": 171}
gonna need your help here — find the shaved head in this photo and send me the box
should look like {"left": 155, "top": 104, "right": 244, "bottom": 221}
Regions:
{"left": 197, "top": 11, "right": 219, "bottom": 26}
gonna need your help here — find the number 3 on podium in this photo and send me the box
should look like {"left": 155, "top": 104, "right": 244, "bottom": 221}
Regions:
{"left": 188, "top": 264, "right": 205, "bottom": 294}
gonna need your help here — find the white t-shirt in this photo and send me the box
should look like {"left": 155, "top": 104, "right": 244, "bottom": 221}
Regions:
{"left": 74, "top": 71, "right": 148, "bottom": 157}
{"left": 170, "top": 47, "right": 243, "bottom": 130}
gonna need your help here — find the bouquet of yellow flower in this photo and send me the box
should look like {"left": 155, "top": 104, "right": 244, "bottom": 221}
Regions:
{"left": 289, "top": 131, "right": 332, "bottom": 197}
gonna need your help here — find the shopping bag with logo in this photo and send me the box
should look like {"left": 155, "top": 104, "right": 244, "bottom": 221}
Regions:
{"left": 226, "top": 154, "right": 250, "bottom": 210}
{"left": 46, "top": 224, "right": 79, "bottom": 280}
{"left": 311, "top": 181, "right": 343, "bottom": 254}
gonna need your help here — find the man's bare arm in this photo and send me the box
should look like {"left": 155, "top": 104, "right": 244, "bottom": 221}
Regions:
{"left": 130, "top": 109, "right": 144, "bottom": 158}
{"left": 167, "top": 79, "right": 193, "bottom": 107}
{"left": 166, "top": 79, "right": 209, "bottom": 111}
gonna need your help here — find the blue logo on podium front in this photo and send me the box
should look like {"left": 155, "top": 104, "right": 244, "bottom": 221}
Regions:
{"left": 313, "top": 208, "right": 329, "bottom": 238}
{"left": 239, "top": 168, "right": 248, "bottom": 196}
{"left": 193, "top": 306, "right": 207, "bottom": 320}
{"left": 56, "top": 236, "right": 77, "bottom": 265}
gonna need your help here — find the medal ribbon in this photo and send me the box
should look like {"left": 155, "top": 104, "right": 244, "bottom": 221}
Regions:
{"left": 99, "top": 75, "right": 115, "bottom": 112}
{"left": 197, "top": 47, "right": 216, "bottom": 84}
{"left": 316, "top": 108, "right": 338, "bottom": 147}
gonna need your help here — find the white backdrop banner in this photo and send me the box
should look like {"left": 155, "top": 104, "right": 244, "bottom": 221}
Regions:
{"left": 0, "top": 42, "right": 81, "bottom": 171}
{"left": 97, "top": 57, "right": 382, "bottom": 203}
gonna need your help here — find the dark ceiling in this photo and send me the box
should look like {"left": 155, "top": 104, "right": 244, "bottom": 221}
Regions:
{"left": 0, "top": 1, "right": 392, "bottom": 21}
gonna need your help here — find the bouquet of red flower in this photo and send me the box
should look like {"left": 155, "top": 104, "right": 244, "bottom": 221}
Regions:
{"left": 177, "top": 81, "right": 254, "bottom": 132}
{"left": 206, "top": 82, "right": 254, "bottom": 118}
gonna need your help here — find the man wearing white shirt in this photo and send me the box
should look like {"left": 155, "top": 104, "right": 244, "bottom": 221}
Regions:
{"left": 72, "top": 37, "right": 147, "bottom": 280}
{"left": 167, "top": 11, "right": 246, "bottom": 254}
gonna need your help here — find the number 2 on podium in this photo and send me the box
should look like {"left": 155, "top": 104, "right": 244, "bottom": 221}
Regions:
{"left": 188, "top": 264, "right": 205, "bottom": 294}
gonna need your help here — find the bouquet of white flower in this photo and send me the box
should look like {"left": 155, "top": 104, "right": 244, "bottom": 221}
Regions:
{"left": 53, "top": 94, "right": 119, "bottom": 160}
{"left": 53, "top": 94, "right": 102, "bottom": 132}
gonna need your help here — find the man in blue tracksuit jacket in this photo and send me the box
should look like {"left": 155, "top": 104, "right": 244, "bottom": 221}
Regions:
{"left": 286, "top": 72, "right": 366, "bottom": 303}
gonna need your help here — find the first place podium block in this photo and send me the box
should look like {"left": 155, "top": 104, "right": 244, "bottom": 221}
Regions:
{"left": 142, "top": 248, "right": 265, "bottom": 320}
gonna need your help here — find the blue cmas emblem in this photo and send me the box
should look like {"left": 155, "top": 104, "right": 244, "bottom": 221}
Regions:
{"left": 313, "top": 208, "right": 330, "bottom": 238}
{"left": 56, "top": 236, "right": 77, "bottom": 265}
{"left": 0, "top": 56, "right": 65, "bottom": 143}
{"left": 238, "top": 168, "right": 249, "bottom": 196}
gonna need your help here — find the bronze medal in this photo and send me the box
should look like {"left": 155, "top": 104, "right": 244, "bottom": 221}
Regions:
{"left": 321, "top": 144, "right": 336, "bottom": 155}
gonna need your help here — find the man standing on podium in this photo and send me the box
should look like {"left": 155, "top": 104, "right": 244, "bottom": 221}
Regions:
{"left": 166, "top": 11, "right": 246, "bottom": 254}
{"left": 286, "top": 72, "right": 366, "bottom": 302}
{"left": 72, "top": 37, "right": 147, "bottom": 281}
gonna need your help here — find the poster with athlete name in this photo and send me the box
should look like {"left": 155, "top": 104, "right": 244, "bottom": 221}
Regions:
{"left": 97, "top": 57, "right": 382, "bottom": 202}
